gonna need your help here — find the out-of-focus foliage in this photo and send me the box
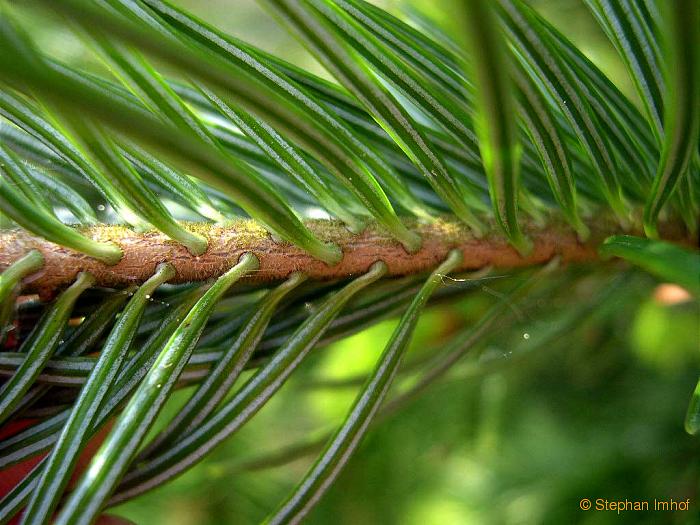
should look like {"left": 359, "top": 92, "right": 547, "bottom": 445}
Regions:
{"left": 113, "top": 269, "right": 699, "bottom": 525}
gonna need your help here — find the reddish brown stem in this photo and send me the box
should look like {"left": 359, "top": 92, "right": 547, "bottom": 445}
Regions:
{"left": 0, "top": 217, "right": 690, "bottom": 299}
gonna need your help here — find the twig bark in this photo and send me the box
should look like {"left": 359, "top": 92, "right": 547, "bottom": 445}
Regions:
{"left": 0, "top": 216, "right": 691, "bottom": 299}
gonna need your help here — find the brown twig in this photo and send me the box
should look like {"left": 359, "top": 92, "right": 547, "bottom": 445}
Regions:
{"left": 0, "top": 216, "right": 690, "bottom": 299}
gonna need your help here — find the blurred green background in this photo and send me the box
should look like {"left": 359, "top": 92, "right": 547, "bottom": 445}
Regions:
{"left": 61, "top": 1, "right": 695, "bottom": 523}
{"left": 111, "top": 265, "right": 699, "bottom": 525}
